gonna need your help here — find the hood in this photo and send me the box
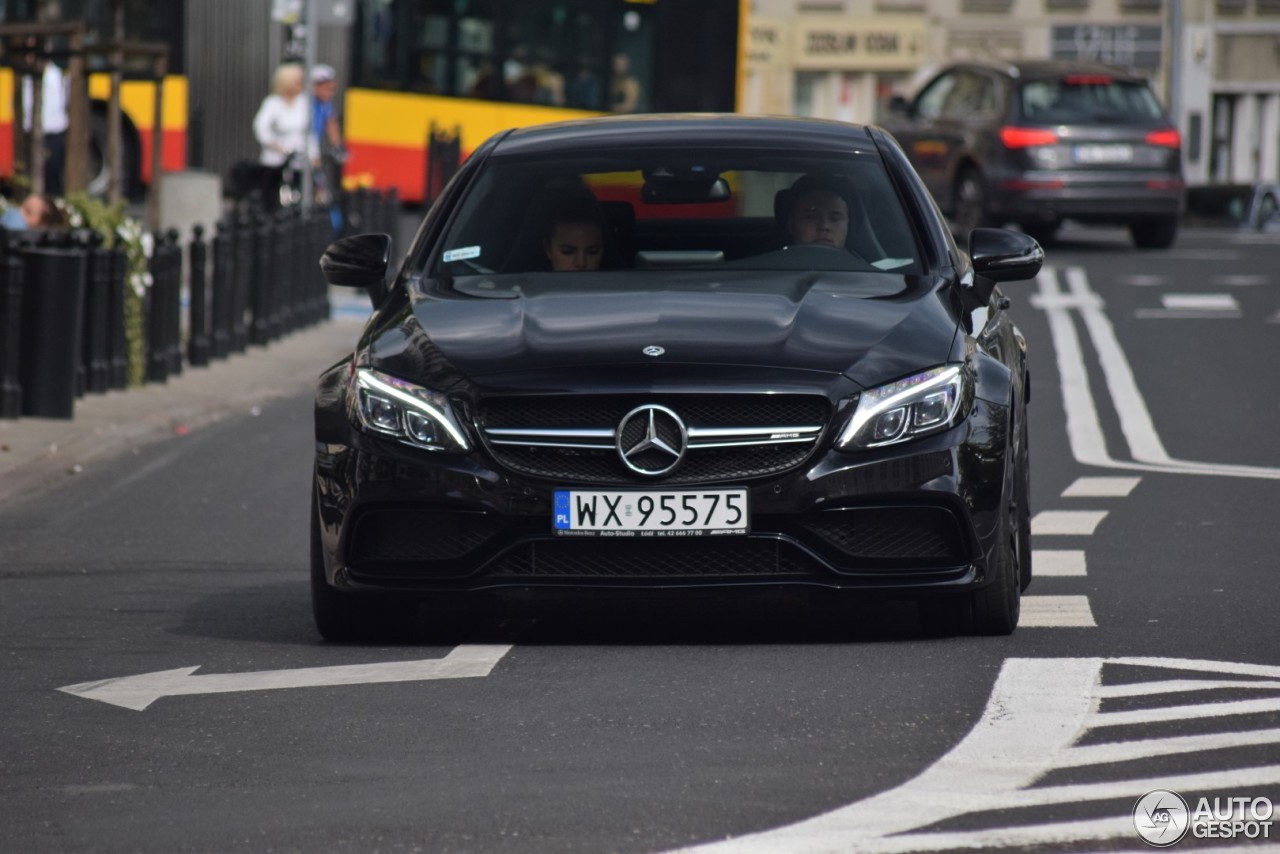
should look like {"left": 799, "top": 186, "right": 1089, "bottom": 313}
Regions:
{"left": 368, "top": 271, "right": 960, "bottom": 389}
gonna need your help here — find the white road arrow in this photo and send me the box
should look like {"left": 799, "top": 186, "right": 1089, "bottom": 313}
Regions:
{"left": 57, "top": 644, "right": 512, "bottom": 711}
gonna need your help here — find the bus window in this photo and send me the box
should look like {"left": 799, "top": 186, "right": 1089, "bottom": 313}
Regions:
{"left": 346, "top": 0, "right": 743, "bottom": 203}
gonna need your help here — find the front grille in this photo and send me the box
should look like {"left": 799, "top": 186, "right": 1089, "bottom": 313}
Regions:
{"left": 349, "top": 508, "right": 506, "bottom": 562}
{"left": 479, "top": 394, "right": 829, "bottom": 484}
{"left": 487, "top": 537, "right": 820, "bottom": 578}
{"left": 803, "top": 506, "right": 967, "bottom": 561}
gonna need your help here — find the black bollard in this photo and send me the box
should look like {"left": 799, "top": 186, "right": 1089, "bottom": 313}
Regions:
{"left": 83, "top": 230, "right": 112, "bottom": 394}
{"left": 311, "top": 206, "right": 330, "bottom": 323}
{"left": 188, "top": 224, "right": 210, "bottom": 366}
{"left": 0, "top": 248, "right": 23, "bottom": 419}
{"left": 273, "top": 211, "right": 294, "bottom": 337}
{"left": 210, "top": 221, "right": 232, "bottom": 360}
{"left": 18, "top": 246, "right": 87, "bottom": 418}
{"left": 250, "top": 214, "right": 273, "bottom": 346}
{"left": 146, "top": 231, "right": 170, "bottom": 383}
{"left": 165, "top": 229, "right": 183, "bottom": 376}
{"left": 232, "top": 213, "right": 252, "bottom": 352}
{"left": 290, "top": 209, "right": 308, "bottom": 332}
{"left": 107, "top": 248, "right": 128, "bottom": 389}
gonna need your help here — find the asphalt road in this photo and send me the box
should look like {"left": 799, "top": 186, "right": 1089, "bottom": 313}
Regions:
{"left": 2, "top": 226, "right": 1278, "bottom": 853}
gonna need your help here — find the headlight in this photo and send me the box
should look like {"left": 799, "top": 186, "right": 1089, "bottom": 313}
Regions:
{"left": 351, "top": 368, "right": 470, "bottom": 452}
{"left": 837, "top": 365, "right": 967, "bottom": 450}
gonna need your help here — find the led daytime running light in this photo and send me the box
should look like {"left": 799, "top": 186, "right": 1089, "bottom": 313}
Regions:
{"left": 840, "top": 365, "right": 965, "bottom": 449}
{"left": 355, "top": 369, "right": 470, "bottom": 451}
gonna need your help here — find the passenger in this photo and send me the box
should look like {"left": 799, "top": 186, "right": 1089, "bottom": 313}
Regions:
{"left": 543, "top": 194, "right": 606, "bottom": 271}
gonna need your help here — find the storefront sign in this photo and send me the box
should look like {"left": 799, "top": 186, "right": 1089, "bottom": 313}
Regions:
{"left": 1050, "top": 24, "right": 1163, "bottom": 70}
{"left": 748, "top": 18, "right": 788, "bottom": 70}
{"left": 792, "top": 18, "right": 926, "bottom": 71}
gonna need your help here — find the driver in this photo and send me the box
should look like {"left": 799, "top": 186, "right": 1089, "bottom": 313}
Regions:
{"left": 781, "top": 173, "right": 857, "bottom": 250}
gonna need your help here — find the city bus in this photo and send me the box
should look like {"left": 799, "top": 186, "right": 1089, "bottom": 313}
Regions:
{"left": 345, "top": 0, "right": 747, "bottom": 204}
{"left": 0, "top": 0, "right": 186, "bottom": 196}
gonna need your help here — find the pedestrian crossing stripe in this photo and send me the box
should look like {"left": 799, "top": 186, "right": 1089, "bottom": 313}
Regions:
{"left": 1021, "top": 595, "right": 1095, "bottom": 627}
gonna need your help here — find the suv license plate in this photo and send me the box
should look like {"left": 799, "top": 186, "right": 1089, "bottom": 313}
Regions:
{"left": 553, "top": 489, "right": 748, "bottom": 537}
{"left": 1073, "top": 143, "right": 1133, "bottom": 164}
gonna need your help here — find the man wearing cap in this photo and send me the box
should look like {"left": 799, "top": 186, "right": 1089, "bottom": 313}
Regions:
{"left": 311, "top": 64, "right": 342, "bottom": 155}
{"left": 310, "top": 63, "right": 346, "bottom": 231}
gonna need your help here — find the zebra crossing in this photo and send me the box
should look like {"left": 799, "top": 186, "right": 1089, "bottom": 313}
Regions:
{"left": 671, "top": 657, "right": 1280, "bottom": 853}
{"left": 1023, "top": 475, "right": 1130, "bottom": 629}
{"left": 1120, "top": 264, "right": 1270, "bottom": 320}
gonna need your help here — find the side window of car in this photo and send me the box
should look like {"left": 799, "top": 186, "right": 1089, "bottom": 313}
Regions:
{"left": 940, "top": 71, "right": 995, "bottom": 119}
{"left": 914, "top": 72, "right": 958, "bottom": 121}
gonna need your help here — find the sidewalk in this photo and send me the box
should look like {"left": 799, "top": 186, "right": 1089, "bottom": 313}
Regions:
{"left": 0, "top": 294, "right": 370, "bottom": 508}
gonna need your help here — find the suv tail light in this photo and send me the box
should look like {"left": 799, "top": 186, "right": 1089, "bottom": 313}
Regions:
{"left": 1000, "top": 127, "right": 1059, "bottom": 148}
{"left": 1145, "top": 128, "right": 1181, "bottom": 148}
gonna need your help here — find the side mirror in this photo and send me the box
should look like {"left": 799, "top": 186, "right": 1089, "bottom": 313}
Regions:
{"left": 888, "top": 95, "right": 910, "bottom": 116}
{"left": 320, "top": 233, "right": 392, "bottom": 305}
{"left": 968, "top": 228, "right": 1043, "bottom": 283}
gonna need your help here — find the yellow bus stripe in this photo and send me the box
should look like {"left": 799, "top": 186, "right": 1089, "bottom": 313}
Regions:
{"left": 345, "top": 88, "right": 597, "bottom": 154}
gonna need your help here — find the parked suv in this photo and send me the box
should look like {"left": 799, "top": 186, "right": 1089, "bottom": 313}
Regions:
{"left": 885, "top": 60, "right": 1185, "bottom": 248}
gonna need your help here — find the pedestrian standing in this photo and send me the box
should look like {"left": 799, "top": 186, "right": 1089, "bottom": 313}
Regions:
{"left": 21, "top": 48, "right": 69, "bottom": 196}
{"left": 309, "top": 63, "right": 347, "bottom": 234}
{"left": 251, "top": 62, "right": 312, "bottom": 211}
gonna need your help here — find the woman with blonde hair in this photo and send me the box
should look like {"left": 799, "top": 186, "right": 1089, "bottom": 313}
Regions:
{"left": 251, "top": 63, "right": 313, "bottom": 209}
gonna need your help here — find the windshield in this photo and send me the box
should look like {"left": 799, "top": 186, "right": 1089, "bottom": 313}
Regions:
{"left": 430, "top": 148, "right": 923, "bottom": 279}
{"left": 1019, "top": 77, "right": 1166, "bottom": 124}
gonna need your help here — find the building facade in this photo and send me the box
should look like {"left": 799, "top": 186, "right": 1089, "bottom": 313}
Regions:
{"left": 746, "top": 0, "right": 1280, "bottom": 187}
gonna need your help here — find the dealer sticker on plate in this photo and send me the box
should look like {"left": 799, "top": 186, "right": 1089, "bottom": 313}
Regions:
{"left": 553, "top": 489, "right": 748, "bottom": 537}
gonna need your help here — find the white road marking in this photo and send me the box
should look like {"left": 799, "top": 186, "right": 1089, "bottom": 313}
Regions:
{"left": 1210, "top": 274, "right": 1269, "bottom": 286}
{"left": 1031, "top": 510, "right": 1107, "bottom": 535}
{"left": 1032, "top": 550, "right": 1087, "bottom": 576}
{"left": 1229, "top": 232, "right": 1280, "bottom": 245}
{"left": 1120, "top": 274, "right": 1168, "bottom": 286}
{"left": 1020, "top": 595, "right": 1095, "bottom": 627}
{"left": 1035, "top": 267, "right": 1280, "bottom": 480}
{"left": 1164, "top": 249, "right": 1242, "bottom": 261}
{"left": 57, "top": 644, "right": 513, "bottom": 711}
{"left": 669, "top": 657, "right": 1280, "bottom": 853}
{"left": 1135, "top": 307, "right": 1243, "bottom": 319}
{"left": 1061, "top": 476, "right": 1140, "bottom": 497}
{"left": 1058, "top": 727, "right": 1280, "bottom": 767}
{"left": 1096, "top": 678, "right": 1280, "bottom": 697}
{"left": 1161, "top": 293, "right": 1239, "bottom": 311}
{"left": 1095, "top": 696, "right": 1280, "bottom": 727}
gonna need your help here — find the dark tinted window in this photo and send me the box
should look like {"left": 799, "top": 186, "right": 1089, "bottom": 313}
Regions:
{"left": 433, "top": 148, "right": 922, "bottom": 277}
{"left": 1019, "top": 76, "right": 1165, "bottom": 124}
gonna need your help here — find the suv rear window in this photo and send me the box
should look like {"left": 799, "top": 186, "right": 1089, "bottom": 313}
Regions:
{"left": 1019, "top": 77, "right": 1165, "bottom": 124}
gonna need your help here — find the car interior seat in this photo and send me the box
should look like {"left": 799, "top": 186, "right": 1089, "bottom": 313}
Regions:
{"left": 598, "top": 200, "right": 635, "bottom": 266}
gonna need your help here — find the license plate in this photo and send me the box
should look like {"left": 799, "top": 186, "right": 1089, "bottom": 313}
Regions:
{"left": 553, "top": 489, "right": 749, "bottom": 537}
{"left": 1073, "top": 143, "right": 1133, "bottom": 164}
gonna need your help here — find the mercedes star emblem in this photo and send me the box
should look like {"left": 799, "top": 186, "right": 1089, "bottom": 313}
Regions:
{"left": 643, "top": 345, "right": 665, "bottom": 357}
{"left": 616, "top": 404, "right": 687, "bottom": 476}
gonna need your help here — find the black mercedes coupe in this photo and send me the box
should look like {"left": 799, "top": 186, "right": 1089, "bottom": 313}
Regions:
{"left": 311, "top": 114, "right": 1043, "bottom": 640}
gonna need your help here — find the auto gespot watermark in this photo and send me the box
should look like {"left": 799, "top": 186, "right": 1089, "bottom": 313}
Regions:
{"left": 1133, "top": 789, "right": 1274, "bottom": 846}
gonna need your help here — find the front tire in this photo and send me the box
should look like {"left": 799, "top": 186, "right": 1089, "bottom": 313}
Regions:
{"left": 310, "top": 488, "right": 416, "bottom": 642}
{"left": 970, "top": 408, "right": 1029, "bottom": 635}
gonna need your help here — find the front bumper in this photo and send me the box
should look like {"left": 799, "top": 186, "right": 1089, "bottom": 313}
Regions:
{"left": 313, "top": 398, "right": 1012, "bottom": 598}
